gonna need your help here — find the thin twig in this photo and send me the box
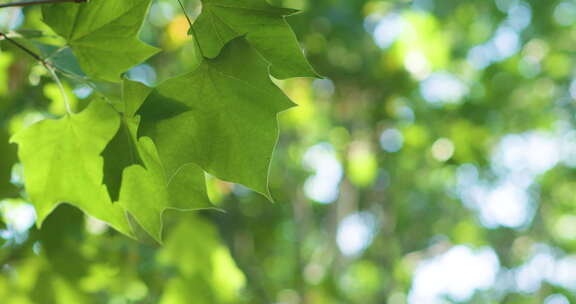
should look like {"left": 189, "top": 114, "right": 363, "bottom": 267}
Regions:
{"left": 0, "top": 0, "right": 86, "bottom": 9}
{"left": 0, "top": 32, "right": 72, "bottom": 114}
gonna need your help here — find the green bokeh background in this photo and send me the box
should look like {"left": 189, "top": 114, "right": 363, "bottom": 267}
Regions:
{"left": 1, "top": 0, "right": 576, "bottom": 303}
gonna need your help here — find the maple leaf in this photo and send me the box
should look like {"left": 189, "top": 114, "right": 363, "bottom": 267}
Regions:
{"left": 105, "top": 80, "right": 212, "bottom": 242}
{"left": 42, "top": 0, "right": 159, "bottom": 82}
{"left": 192, "top": 0, "right": 318, "bottom": 79}
{"left": 10, "top": 100, "right": 133, "bottom": 236}
{"left": 139, "top": 38, "right": 294, "bottom": 199}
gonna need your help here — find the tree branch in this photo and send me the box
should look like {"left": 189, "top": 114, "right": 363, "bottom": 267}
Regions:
{"left": 0, "top": 0, "right": 86, "bottom": 9}
{"left": 0, "top": 32, "right": 72, "bottom": 113}
{"left": 0, "top": 32, "right": 46, "bottom": 64}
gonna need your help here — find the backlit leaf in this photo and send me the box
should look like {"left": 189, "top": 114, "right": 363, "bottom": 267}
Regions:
{"left": 140, "top": 38, "right": 294, "bottom": 199}
{"left": 42, "top": 0, "right": 159, "bottom": 82}
{"left": 192, "top": 0, "right": 318, "bottom": 79}
{"left": 10, "top": 100, "right": 132, "bottom": 236}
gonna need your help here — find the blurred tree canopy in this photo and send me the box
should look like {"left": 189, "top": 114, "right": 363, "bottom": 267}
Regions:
{"left": 2, "top": 0, "right": 576, "bottom": 303}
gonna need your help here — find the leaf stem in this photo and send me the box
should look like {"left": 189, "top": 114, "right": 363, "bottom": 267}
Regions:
{"left": 46, "top": 64, "right": 72, "bottom": 114}
{"left": 175, "top": 0, "right": 204, "bottom": 57}
{"left": 176, "top": 0, "right": 193, "bottom": 28}
{"left": 0, "top": 0, "right": 86, "bottom": 9}
{"left": 0, "top": 32, "right": 72, "bottom": 114}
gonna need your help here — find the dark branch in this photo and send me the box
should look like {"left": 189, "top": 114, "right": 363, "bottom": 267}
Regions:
{"left": 0, "top": 0, "right": 86, "bottom": 9}
{"left": 0, "top": 32, "right": 46, "bottom": 64}
{"left": 0, "top": 32, "right": 72, "bottom": 113}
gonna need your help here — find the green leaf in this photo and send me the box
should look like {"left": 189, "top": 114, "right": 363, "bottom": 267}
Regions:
{"left": 102, "top": 81, "right": 149, "bottom": 201}
{"left": 10, "top": 100, "right": 133, "bottom": 236}
{"left": 42, "top": 0, "right": 159, "bottom": 82}
{"left": 192, "top": 0, "right": 318, "bottom": 79}
{"left": 118, "top": 139, "right": 211, "bottom": 242}
{"left": 107, "top": 80, "right": 212, "bottom": 242}
{"left": 140, "top": 38, "right": 294, "bottom": 199}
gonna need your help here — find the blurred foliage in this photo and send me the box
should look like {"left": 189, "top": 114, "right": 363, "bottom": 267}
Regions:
{"left": 1, "top": 0, "right": 576, "bottom": 303}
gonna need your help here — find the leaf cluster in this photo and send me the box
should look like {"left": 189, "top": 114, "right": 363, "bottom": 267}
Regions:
{"left": 4, "top": 0, "right": 317, "bottom": 242}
